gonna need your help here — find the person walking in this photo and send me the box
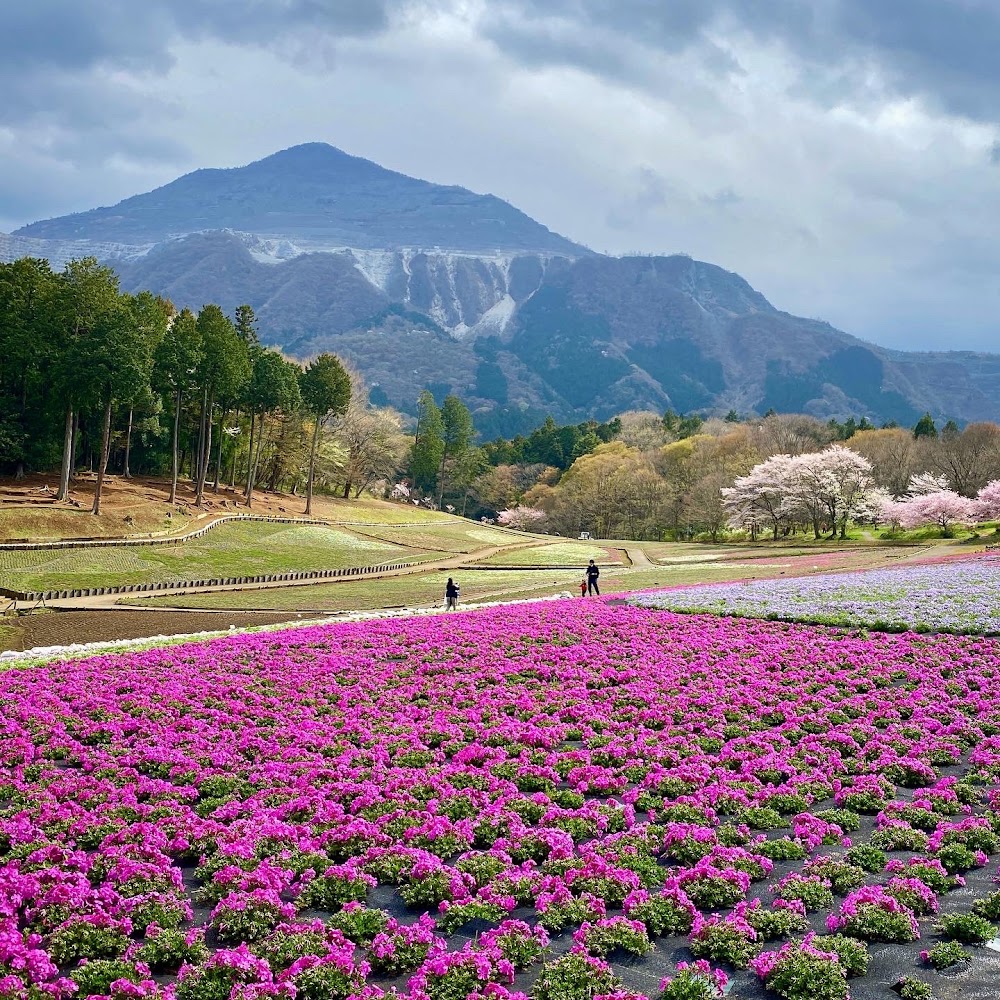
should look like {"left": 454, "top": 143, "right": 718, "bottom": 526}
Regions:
{"left": 445, "top": 577, "right": 460, "bottom": 611}
{"left": 586, "top": 559, "right": 600, "bottom": 596}
{"left": 579, "top": 577, "right": 588, "bottom": 598}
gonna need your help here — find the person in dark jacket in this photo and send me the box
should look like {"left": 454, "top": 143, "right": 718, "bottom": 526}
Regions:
{"left": 445, "top": 577, "right": 460, "bottom": 610}
{"left": 586, "top": 560, "right": 600, "bottom": 596}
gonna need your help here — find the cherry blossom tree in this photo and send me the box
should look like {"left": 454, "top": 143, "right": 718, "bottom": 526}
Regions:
{"left": 497, "top": 506, "right": 546, "bottom": 531}
{"left": 907, "top": 471, "right": 950, "bottom": 496}
{"left": 896, "top": 490, "right": 974, "bottom": 536}
{"left": 786, "top": 445, "right": 876, "bottom": 539}
{"left": 974, "top": 479, "right": 1000, "bottom": 521}
{"left": 721, "top": 453, "right": 797, "bottom": 540}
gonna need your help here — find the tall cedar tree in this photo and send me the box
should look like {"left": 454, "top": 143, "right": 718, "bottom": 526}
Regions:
{"left": 299, "top": 353, "right": 351, "bottom": 513}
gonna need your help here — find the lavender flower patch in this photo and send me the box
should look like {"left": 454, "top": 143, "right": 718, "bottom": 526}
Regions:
{"left": 632, "top": 559, "right": 1000, "bottom": 634}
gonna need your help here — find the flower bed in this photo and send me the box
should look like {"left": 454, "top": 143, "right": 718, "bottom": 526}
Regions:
{"left": 3, "top": 601, "right": 1000, "bottom": 998}
{"left": 631, "top": 558, "right": 1000, "bottom": 633}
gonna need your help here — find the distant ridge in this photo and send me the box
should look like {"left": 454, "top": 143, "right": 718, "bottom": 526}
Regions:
{"left": 15, "top": 143, "right": 588, "bottom": 256}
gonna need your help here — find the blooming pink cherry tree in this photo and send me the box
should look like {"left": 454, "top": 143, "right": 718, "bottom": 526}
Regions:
{"left": 497, "top": 506, "right": 546, "bottom": 531}
{"left": 974, "top": 479, "right": 1000, "bottom": 521}
{"left": 896, "top": 489, "right": 974, "bottom": 536}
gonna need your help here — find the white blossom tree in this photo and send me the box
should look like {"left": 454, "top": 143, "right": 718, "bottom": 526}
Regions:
{"left": 907, "top": 471, "right": 950, "bottom": 496}
{"left": 786, "top": 445, "right": 876, "bottom": 539}
{"left": 721, "top": 453, "right": 797, "bottom": 541}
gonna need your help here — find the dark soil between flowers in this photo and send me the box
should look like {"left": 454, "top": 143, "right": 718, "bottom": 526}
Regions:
{"left": 1, "top": 609, "right": 312, "bottom": 652}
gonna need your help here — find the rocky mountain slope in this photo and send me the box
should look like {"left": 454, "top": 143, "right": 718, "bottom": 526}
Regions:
{"left": 5, "top": 143, "right": 1000, "bottom": 435}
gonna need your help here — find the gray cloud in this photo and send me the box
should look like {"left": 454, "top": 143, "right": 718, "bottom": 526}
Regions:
{"left": 2, "top": 0, "right": 1000, "bottom": 353}
{"left": 484, "top": 0, "right": 1000, "bottom": 124}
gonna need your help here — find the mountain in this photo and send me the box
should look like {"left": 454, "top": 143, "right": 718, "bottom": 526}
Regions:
{"left": 15, "top": 143, "right": 587, "bottom": 256}
{"left": 5, "top": 142, "right": 1000, "bottom": 436}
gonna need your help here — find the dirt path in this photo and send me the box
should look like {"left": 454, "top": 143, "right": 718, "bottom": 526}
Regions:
{"left": 623, "top": 546, "right": 652, "bottom": 567}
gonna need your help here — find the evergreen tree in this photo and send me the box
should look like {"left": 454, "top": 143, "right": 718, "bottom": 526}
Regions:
{"left": 154, "top": 308, "right": 202, "bottom": 504}
{"left": 437, "top": 394, "right": 476, "bottom": 507}
{"left": 299, "top": 353, "right": 351, "bottom": 512}
{"left": 913, "top": 412, "right": 938, "bottom": 439}
{"left": 410, "top": 390, "right": 444, "bottom": 493}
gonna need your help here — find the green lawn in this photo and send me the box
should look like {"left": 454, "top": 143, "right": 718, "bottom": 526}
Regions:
{"left": 125, "top": 567, "right": 598, "bottom": 612}
{"left": 0, "top": 523, "right": 423, "bottom": 592}
{"left": 475, "top": 541, "right": 625, "bottom": 567}
{"left": 118, "top": 542, "right": 936, "bottom": 614}
{"left": 350, "top": 522, "right": 525, "bottom": 553}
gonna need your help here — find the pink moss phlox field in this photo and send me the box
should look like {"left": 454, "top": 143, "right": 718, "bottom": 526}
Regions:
{"left": 3, "top": 601, "right": 1000, "bottom": 998}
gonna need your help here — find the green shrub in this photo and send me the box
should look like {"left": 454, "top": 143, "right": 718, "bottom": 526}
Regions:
{"left": 48, "top": 921, "right": 129, "bottom": 965}
{"left": 935, "top": 843, "right": 983, "bottom": 875}
{"left": 688, "top": 921, "right": 758, "bottom": 969}
{"left": 438, "top": 900, "right": 508, "bottom": 934}
{"left": 895, "top": 977, "right": 933, "bottom": 1000}
{"left": 745, "top": 907, "right": 810, "bottom": 941}
{"left": 840, "top": 903, "right": 918, "bottom": 943}
{"left": 934, "top": 913, "right": 997, "bottom": 944}
{"left": 296, "top": 872, "right": 371, "bottom": 911}
{"left": 870, "top": 826, "right": 929, "bottom": 852}
{"left": 70, "top": 960, "right": 142, "bottom": 998}
{"left": 754, "top": 839, "right": 807, "bottom": 862}
{"left": 812, "top": 934, "right": 870, "bottom": 977}
{"left": 757, "top": 943, "right": 848, "bottom": 1000}
{"left": 844, "top": 845, "right": 885, "bottom": 873}
{"left": 972, "top": 890, "right": 1000, "bottom": 921}
{"left": 251, "top": 927, "right": 327, "bottom": 971}
{"left": 290, "top": 960, "right": 365, "bottom": 1000}
{"left": 922, "top": 940, "right": 971, "bottom": 970}
{"left": 537, "top": 895, "right": 603, "bottom": 933}
{"left": 814, "top": 809, "right": 862, "bottom": 832}
{"left": 658, "top": 965, "right": 727, "bottom": 1000}
{"left": 137, "top": 928, "right": 209, "bottom": 972}
{"left": 530, "top": 954, "right": 619, "bottom": 1000}
{"left": 775, "top": 875, "right": 834, "bottom": 912}
{"left": 803, "top": 858, "right": 866, "bottom": 895}
{"left": 684, "top": 876, "right": 746, "bottom": 911}
{"left": 737, "top": 807, "right": 787, "bottom": 830}
{"left": 626, "top": 895, "right": 695, "bottom": 937}
{"left": 577, "top": 918, "right": 651, "bottom": 957}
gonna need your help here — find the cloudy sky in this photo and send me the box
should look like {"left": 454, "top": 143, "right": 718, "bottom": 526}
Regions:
{"left": 2, "top": 0, "right": 999, "bottom": 351}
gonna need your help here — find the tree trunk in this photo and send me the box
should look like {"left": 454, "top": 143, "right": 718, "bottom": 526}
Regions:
{"left": 70, "top": 409, "right": 80, "bottom": 480}
{"left": 244, "top": 412, "right": 257, "bottom": 506}
{"left": 194, "top": 386, "right": 208, "bottom": 506}
{"left": 229, "top": 410, "right": 241, "bottom": 488}
{"left": 57, "top": 404, "right": 73, "bottom": 500}
{"left": 169, "top": 388, "right": 182, "bottom": 505}
{"left": 305, "top": 416, "right": 320, "bottom": 515}
{"left": 123, "top": 406, "right": 134, "bottom": 478}
{"left": 213, "top": 408, "right": 225, "bottom": 492}
{"left": 92, "top": 397, "right": 113, "bottom": 515}
{"left": 196, "top": 390, "right": 214, "bottom": 507}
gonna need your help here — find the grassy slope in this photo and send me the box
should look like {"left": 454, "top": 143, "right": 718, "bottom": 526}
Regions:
{"left": 0, "top": 523, "right": 428, "bottom": 592}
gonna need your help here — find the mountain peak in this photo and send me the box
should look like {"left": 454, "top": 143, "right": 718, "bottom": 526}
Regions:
{"left": 14, "top": 144, "right": 587, "bottom": 256}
